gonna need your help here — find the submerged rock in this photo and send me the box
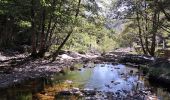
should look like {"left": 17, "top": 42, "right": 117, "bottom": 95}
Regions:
{"left": 113, "top": 82, "right": 121, "bottom": 85}
{"left": 81, "top": 89, "right": 96, "bottom": 96}
{"left": 100, "top": 64, "right": 105, "bottom": 67}
{"left": 64, "top": 80, "right": 73, "bottom": 84}
{"left": 83, "top": 64, "right": 88, "bottom": 68}
{"left": 78, "top": 68, "right": 82, "bottom": 71}
{"left": 114, "top": 67, "right": 120, "bottom": 69}
{"left": 70, "top": 66, "right": 75, "bottom": 71}
{"left": 130, "top": 70, "right": 133, "bottom": 74}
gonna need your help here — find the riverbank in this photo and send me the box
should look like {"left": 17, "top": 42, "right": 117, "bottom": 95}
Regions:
{"left": 117, "top": 52, "right": 170, "bottom": 91}
{"left": 0, "top": 51, "right": 102, "bottom": 89}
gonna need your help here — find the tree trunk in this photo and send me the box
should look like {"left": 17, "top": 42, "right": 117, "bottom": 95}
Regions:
{"left": 38, "top": 7, "right": 46, "bottom": 57}
{"left": 52, "top": 29, "right": 73, "bottom": 60}
{"left": 150, "top": 0, "right": 159, "bottom": 56}
{"left": 30, "top": 0, "right": 37, "bottom": 57}
{"left": 45, "top": 0, "right": 56, "bottom": 51}
{"left": 136, "top": 8, "right": 147, "bottom": 54}
{"left": 144, "top": 0, "right": 151, "bottom": 55}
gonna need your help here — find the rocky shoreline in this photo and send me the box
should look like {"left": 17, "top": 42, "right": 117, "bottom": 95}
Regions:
{"left": 0, "top": 51, "right": 101, "bottom": 90}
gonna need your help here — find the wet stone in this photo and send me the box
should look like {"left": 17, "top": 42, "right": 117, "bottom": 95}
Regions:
{"left": 100, "top": 64, "right": 105, "bottom": 67}
{"left": 72, "top": 87, "right": 79, "bottom": 92}
{"left": 64, "top": 80, "right": 73, "bottom": 84}
{"left": 70, "top": 66, "right": 75, "bottom": 71}
{"left": 59, "top": 69, "right": 65, "bottom": 74}
{"left": 58, "top": 90, "right": 72, "bottom": 95}
{"left": 83, "top": 64, "right": 88, "bottom": 68}
{"left": 111, "top": 80, "right": 114, "bottom": 83}
{"left": 130, "top": 70, "right": 133, "bottom": 74}
{"left": 78, "top": 68, "right": 82, "bottom": 71}
{"left": 114, "top": 67, "right": 120, "bottom": 69}
{"left": 81, "top": 89, "right": 96, "bottom": 96}
{"left": 113, "top": 82, "right": 121, "bottom": 85}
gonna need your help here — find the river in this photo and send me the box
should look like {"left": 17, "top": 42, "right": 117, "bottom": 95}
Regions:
{"left": 0, "top": 63, "right": 170, "bottom": 100}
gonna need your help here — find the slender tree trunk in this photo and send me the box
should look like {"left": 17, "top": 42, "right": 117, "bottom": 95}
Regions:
{"left": 52, "top": 29, "right": 73, "bottom": 60}
{"left": 46, "top": 22, "right": 57, "bottom": 50}
{"left": 136, "top": 9, "right": 147, "bottom": 54}
{"left": 144, "top": 36, "right": 150, "bottom": 54}
{"left": 38, "top": 7, "right": 46, "bottom": 57}
{"left": 46, "top": 0, "right": 61, "bottom": 51}
{"left": 150, "top": 0, "right": 159, "bottom": 56}
{"left": 144, "top": 0, "right": 151, "bottom": 55}
{"left": 45, "top": 0, "right": 56, "bottom": 51}
{"left": 45, "top": 15, "right": 52, "bottom": 49}
{"left": 30, "top": 0, "right": 37, "bottom": 57}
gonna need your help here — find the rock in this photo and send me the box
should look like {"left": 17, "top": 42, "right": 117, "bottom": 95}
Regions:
{"left": 72, "top": 87, "right": 79, "bottom": 92}
{"left": 70, "top": 66, "right": 75, "bottom": 71}
{"left": 111, "top": 81, "right": 114, "bottom": 83}
{"left": 73, "top": 91, "right": 83, "bottom": 96}
{"left": 85, "top": 97, "right": 97, "bottom": 100}
{"left": 58, "top": 90, "right": 72, "bottom": 95}
{"left": 147, "top": 95, "right": 158, "bottom": 100}
{"left": 115, "top": 91, "right": 120, "bottom": 96}
{"left": 130, "top": 70, "right": 133, "bottom": 74}
{"left": 122, "top": 89, "right": 128, "bottom": 94}
{"left": 60, "top": 54, "right": 73, "bottom": 60}
{"left": 78, "top": 68, "right": 82, "bottom": 71}
{"left": 64, "top": 80, "right": 73, "bottom": 84}
{"left": 114, "top": 67, "right": 120, "bottom": 69}
{"left": 81, "top": 89, "right": 96, "bottom": 96}
{"left": 100, "top": 64, "right": 105, "bottom": 67}
{"left": 59, "top": 69, "right": 65, "bottom": 74}
{"left": 113, "top": 82, "right": 120, "bottom": 85}
{"left": 120, "top": 73, "right": 124, "bottom": 75}
{"left": 112, "top": 62, "right": 118, "bottom": 65}
{"left": 105, "top": 84, "right": 112, "bottom": 89}
{"left": 83, "top": 64, "right": 88, "bottom": 68}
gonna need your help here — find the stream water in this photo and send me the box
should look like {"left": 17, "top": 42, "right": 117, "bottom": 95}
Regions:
{"left": 0, "top": 63, "right": 170, "bottom": 100}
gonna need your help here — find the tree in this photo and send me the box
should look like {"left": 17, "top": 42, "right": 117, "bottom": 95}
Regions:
{"left": 111, "top": 0, "right": 167, "bottom": 56}
{"left": 51, "top": 0, "right": 82, "bottom": 60}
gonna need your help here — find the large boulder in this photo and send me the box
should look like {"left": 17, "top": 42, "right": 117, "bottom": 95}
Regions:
{"left": 119, "top": 54, "right": 154, "bottom": 65}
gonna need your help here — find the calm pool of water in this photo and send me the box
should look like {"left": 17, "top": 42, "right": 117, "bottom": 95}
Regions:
{"left": 0, "top": 63, "right": 170, "bottom": 100}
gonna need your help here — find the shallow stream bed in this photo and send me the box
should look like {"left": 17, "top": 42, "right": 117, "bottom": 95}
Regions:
{"left": 0, "top": 63, "right": 170, "bottom": 100}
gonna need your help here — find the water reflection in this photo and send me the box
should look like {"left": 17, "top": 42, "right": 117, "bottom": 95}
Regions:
{"left": 84, "top": 64, "right": 138, "bottom": 93}
{"left": 0, "top": 64, "right": 170, "bottom": 100}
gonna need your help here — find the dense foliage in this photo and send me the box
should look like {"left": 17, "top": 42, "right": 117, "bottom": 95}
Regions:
{"left": 0, "top": 0, "right": 116, "bottom": 58}
{"left": 112, "top": 0, "right": 170, "bottom": 56}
